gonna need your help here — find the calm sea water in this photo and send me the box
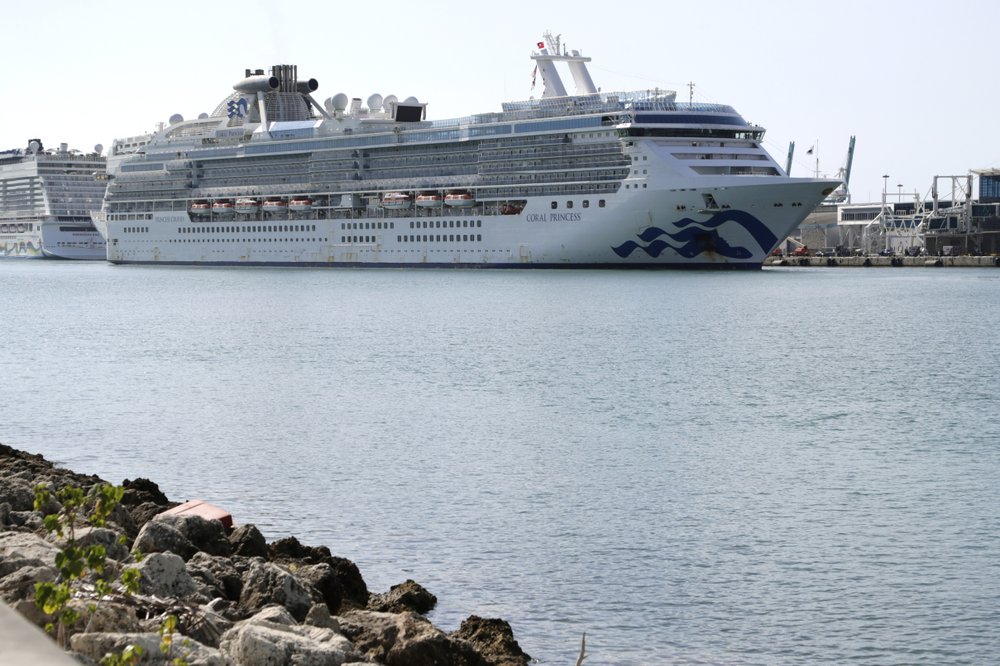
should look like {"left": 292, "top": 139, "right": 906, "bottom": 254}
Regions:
{"left": 2, "top": 261, "right": 998, "bottom": 664}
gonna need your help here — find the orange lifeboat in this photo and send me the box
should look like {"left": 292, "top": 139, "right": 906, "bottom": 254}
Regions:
{"left": 415, "top": 193, "right": 442, "bottom": 208}
{"left": 382, "top": 192, "right": 412, "bottom": 209}
{"left": 263, "top": 199, "right": 288, "bottom": 214}
{"left": 289, "top": 197, "right": 314, "bottom": 212}
{"left": 190, "top": 201, "right": 211, "bottom": 215}
{"left": 212, "top": 200, "right": 235, "bottom": 216}
{"left": 444, "top": 192, "right": 475, "bottom": 207}
{"left": 235, "top": 198, "right": 259, "bottom": 215}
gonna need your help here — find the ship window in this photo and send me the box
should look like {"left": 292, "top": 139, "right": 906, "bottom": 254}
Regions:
{"left": 477, "top": 235, "right": 482, "bottom": 241}
{"left": 477, "top": 220, "right": 482, "bottom": 227}
{"left": 599, "top": 200, "right": 606, "bottom": 207}
{"left": 551, "top": 201, "right": 558, "bottom": 209}
{"left": 567, "top": 201, "right": 574, "bottom": 209}
{"left": 583, "top": 200, "right": 590, "bottom": 208}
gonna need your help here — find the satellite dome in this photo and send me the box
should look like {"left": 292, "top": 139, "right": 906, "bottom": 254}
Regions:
{"left": 403, "top": 96, "right": 419, "bottom": 104}
{"left": 94, "top": 144, "right": 104, "bottom": 155}
{"left": 383, "top": 94, "right": 398, "bottom": 108}
{"left": 28, "top": 140, "right": 40, "bottom": 153}
{"left": 198, "top": 112, "right": 209, "bottom": 119}
{"left": 332, "top": 93, "right": 349, "bottom": 111}
{"left": 367, "top": 93, "right": 383, "bottom": 111}
{"left": 169, "top": 113, "right": 184, "bottom": 125}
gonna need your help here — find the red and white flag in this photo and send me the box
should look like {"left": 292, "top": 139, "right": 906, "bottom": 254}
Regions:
{"left": 537, "top": 41, "right": 545, "bottom": 49}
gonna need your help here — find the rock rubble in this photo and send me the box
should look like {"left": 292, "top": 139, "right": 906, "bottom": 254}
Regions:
{"left": 0, "top": 443, "right": 531, "bottom": 666}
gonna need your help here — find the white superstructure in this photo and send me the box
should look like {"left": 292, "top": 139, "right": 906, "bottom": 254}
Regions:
{"left": 0, "top": 140, "right": 107, "bottom": 259}
{"left": 97, "top": 34, "right": 839, "bottom": 268}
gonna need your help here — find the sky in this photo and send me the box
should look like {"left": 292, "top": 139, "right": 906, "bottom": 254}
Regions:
{"left": 5, "top": 0, "right": 998, "bottom": 204}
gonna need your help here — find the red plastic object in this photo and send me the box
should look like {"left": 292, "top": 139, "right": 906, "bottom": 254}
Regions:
{"left": 159, "top": 499, "right": 233, "bottom": 529}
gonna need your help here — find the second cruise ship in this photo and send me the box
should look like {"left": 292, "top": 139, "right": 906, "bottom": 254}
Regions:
{"left": 1, "top": 140, "right": 107, "bottom": 259}
{"left": 94, "top": 33, "right": 839, "bottom": 268}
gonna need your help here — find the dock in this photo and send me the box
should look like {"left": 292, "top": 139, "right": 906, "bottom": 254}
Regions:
{"left": 765, "top": 255, "right": 1000, "bottom": 268}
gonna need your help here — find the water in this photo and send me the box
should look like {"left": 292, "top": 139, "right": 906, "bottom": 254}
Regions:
{"left": 2, "top": 261, "right": 998, "bottom": 664}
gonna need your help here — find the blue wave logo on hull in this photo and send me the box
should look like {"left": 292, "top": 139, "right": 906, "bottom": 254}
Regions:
{"left": 612, "top": 210, "right": 777, "bottom": 259}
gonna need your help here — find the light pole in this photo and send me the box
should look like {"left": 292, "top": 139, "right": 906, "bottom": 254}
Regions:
{"left": 880, "top": 175, "right": 890, "bottom": 255}
{"left": 897, "top": 183, "right": 903, "bottom": 201}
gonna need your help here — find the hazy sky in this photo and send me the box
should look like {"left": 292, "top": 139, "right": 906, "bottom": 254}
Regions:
{"left": 6, "top": 0, "right": 997, "bottom": 203}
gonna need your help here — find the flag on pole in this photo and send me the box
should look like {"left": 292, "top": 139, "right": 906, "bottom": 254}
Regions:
{"left": 537, "top": 41, "right": 545, "bottom": 49}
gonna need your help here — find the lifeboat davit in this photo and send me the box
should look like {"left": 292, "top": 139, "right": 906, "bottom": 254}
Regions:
{"left": 289, "top": 197, "right": 314, "bottom": 212}
{"left": 415, "top": 193, "right": 443, "bottom": 208}
{"left": 235, "top": 198, "right": 259, "bottom": 215}
{"left": 444, "top": 192, "right": 475, "bottom": 207}
{"left": 190, "top": 201, "right": 211, "bottom": 215}
{"left": 213, "top": 200, "right": 235, "bottom": 216}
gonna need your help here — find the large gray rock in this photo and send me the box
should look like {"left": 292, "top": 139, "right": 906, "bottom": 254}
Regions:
{"left": 0, "top": 531, "right": 60, "bottom": 567}
{"left": 0, "top": 475, "right": 35, "bottom": 511}
{"left": 0, "top": 564, "right": 56, "bottom": 603}
{"left": 64, "top": 599, "right": 141, "bottom": 636}
{"left": 70, "top": 631, "right": 229, "bottom": 666}
{"left": 229, "top": 524, "right": 268, "bottom": 558}
{"left": 296, "top": 562, "right": 345, "bottom": 614}
{"left": 339, "top": 609, "right": 488, "bottom": 666}
{"left": 305, "top": 603, "right": 341, "bottom": 632}
{"left": 186, "top": 552, "right": 243, "bottom": 602}
{"left": 239, "top": 561, "right": 317, "bottom": 621}
{"left": 132, "top": 519, "right": 197, "bottom": 560}
{"left": 72, "top": 526, "right": 131, "bottom": 562}
{"left": 155, "top": 514, "right": 231, "bottom": 558}
{"left": 266, "top": 537, "right": 368, "bottom": 610}
{"left": 367, "top": 579, "right": 437, "bottom": 615}
{"left": 120, "top": 477, "right": 170, "bottom": 507}
{"left": 219, "top": 613, "right": 358, "bottom": 666}
{"left": 449, "top": 616, "right": 532, "bottom": 666}
{"left": 129, "top": 551, "right": 202, "bottom": 600}
{"left": 0, "top": 532, "right": 61, "bottom": 587}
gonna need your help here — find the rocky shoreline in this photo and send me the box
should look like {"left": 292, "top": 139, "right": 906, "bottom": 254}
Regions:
{"left": 0, "top": 444, "right": 531, "bottom": 665}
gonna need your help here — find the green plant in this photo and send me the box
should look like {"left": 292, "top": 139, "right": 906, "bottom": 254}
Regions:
{"left": 159, "top": 613, "right": 189, "bottom": 666}
{"left": 33, "top": 483, "right": 139, "bottom": 645}
{"left": 34, "top": 481, "right": 186, "bottom": 664}
{"left": 99, "top": 644, "right": 144, "bottom": 666}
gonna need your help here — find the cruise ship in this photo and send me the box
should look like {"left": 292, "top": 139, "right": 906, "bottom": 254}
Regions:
{"left": 95, "top": 34, "right": 839, "bottom": 268}
{"left": 0, "top": 140, "right": 107, "bottom": 259}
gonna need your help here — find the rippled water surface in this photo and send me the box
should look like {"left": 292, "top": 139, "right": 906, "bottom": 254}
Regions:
{"left": 2, "top": 262, "right": 999, "bottom": 664}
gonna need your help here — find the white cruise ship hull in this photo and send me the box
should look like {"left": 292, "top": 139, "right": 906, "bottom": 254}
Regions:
{"left": 0, "top": 230, "right": 45, "bottom": 258}
{"left": 104, "top": 179, "right": 834, "bottom": 268}
{"left": 98, "top": 44, "right": 841, "bottom": 269}
{"left": 39, "top": 221, "right": 106, "bottom": 260}
{"left": 0, "top": 221, "right": 105, "bottom": 260}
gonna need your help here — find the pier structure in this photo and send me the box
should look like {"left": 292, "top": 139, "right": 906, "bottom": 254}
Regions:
{"left": 786, "top": 169, "right": 1000, "bottom": 257}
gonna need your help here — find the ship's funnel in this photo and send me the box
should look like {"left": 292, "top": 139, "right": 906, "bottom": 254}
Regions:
{"left": 296, "top": 79, "right": 319, "bottom": 94}
{"left": 234, "top": 75, "right": 280, "bottom": 94}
